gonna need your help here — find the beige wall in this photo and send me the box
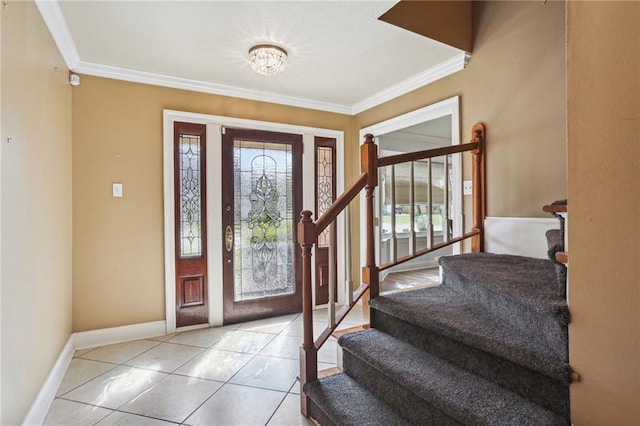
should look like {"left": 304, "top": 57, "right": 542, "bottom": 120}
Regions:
{"left": 567, "top": 2, "right": 640, "bottom": 424}
{"left": 355, "top": 1, "right": 567, "bottom": 218}
{"left": 1, "top": 2, "right": 73, "bottom": 424}
{"left": 72, "top": 1, "right": 567, "bottom": 332}
{"left": 72, "top": 76, "right": 353, "bottom": 331}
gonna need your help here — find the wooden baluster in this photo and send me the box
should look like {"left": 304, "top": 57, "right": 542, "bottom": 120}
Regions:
{"left": 444, "top": 155, "right": 450, "bottom": 242}
{"left": 471, "top": 123, "right": 486, "bottom": 253}
{"left": 328, "top": 221, "right": 336, "bottom": 328}
{"left": 298, "top": 210, "right": 317, "bottom": 416}
{"left": 361, "top": 134, "right": 379, "bottom": 300}
{"left": 345, "top": 204, "right": 353, "bottom": 304}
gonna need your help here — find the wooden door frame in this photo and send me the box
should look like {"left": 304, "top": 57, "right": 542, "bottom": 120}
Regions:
{"left": 163, "top": 110, "right": 344, "bottom": 333}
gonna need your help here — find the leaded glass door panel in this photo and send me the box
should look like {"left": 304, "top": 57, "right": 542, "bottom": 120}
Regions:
{"left": 174, "top": 122, "right": 208, "bottom": 328}
{"left": 222, "top": 128, "right": 303, "bottom": 324}
{"left": 314, "top": 137, "right": 337, "bottom": 305}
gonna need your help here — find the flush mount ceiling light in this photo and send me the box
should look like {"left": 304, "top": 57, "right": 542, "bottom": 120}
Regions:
{"left": 248, "top": 44, "right": 288, "bottom": 76}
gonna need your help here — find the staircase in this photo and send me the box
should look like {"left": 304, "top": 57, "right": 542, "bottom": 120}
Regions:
{"left": 304, "top": 252, "right": 571, "bottom": 425}
{"left": 297, "top": 125, "right": 571, "bottom": 424}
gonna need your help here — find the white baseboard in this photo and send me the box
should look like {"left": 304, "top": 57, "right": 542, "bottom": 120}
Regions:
{"left": 485, "top": 216, "right": 559, "bottom": 259}
{"left": 22, "top": 336, "right": 75, "bottom": 426}
{"left": 73, "top": 320, "right": 167, "bottom": 350}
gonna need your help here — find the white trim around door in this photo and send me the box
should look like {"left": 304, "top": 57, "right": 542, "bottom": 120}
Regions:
{"left": 163, "top": 110, "right": 345, "bottom": 333}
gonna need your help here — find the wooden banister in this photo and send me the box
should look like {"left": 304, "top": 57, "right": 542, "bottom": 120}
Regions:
{"left": 543, "top": 204, "right": 568, "bottom": 214}
{"left": 298, "top": 124, "right": 486, "bottom": 417}
{"left": 471, "top": 123, "right": 486, "bottom": 253}
{"left": 315, "top": 173, "right": 367, "bottom": 234}
{"left": 378, "top": 141, "right": 479, "bottom": 167}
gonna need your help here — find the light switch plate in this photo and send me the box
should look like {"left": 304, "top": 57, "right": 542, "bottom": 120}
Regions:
{"left": 463, "top": 180, "right": 472, "bottom": 195}
{"left": 112, "top": 183, "right": 123, "bottom": 197}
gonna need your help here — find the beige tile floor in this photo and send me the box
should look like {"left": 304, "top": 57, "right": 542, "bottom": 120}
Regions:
{"left": 45, "top": 306, "right": 365, "bottom": 426}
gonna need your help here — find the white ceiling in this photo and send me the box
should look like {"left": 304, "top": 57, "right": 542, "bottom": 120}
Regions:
{"left": 38, "top": 1, "right": 466, "bottom": 114}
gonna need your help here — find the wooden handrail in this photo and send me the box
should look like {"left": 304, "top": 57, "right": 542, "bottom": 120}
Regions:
{"left": 543, "top": 204, "right": 568, "bottom": 214}
{"left": 378, "top": 141, "right": 479, "bottom": 167}
{"left": 315, "top": 173, "right": 367, "bottom": 234}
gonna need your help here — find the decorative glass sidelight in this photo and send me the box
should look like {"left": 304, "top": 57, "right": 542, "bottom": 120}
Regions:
{"left": 178, "top": 134, "right": 203, "bottom": 258}
{"left": 316, "top": 146, "right": 334, "bottom": 247}
{"left": 233, "top": 140, "right": 295, "bottom": 301}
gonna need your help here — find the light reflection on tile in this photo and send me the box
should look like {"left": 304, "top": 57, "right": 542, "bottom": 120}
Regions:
{"left": 125, "top": 342, "right": 204, "bottom": 373}
{"left": 281, "top": 319, "right": 327, "bottom": 339}
{"left": 259, "top": 334, "right": 301, "bottom": 359}
{"left": 184, "top": 384, "right": 285, "bottom": 426}
{"left": 211, "top": 330, "right": 275, "bottom": 354}
{"left": 237, "top": 314, "right": 299, "bottom": 334}
{"left": 63, "top": 366, "right": 167, "bottom": 409}
{"left": 166, "top": 326, "right": 235, "bottom": 348}
{"left": 119, "top": 374, "right": 221, "bottom": 423}
{"left": 229, "top": 355, "right": 298, "bottom": 392}
{"left": 174, "top": 348, "right": 254, "bottom": 382}
{"left": 56, "top": 358, "right": 117, "bottom": 397}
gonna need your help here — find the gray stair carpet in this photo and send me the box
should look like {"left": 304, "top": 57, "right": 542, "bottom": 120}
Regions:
{"left": 305, "top": 252, "right": 571, "bottom": 425}
{"left": 339, "top": 329, "right": 567, "bottom": 426}
{"left": 438, "top": 253, "right": 569, "bottom": 355}
{"left": 304, "top": 373, "right": 411, "bottom": 426}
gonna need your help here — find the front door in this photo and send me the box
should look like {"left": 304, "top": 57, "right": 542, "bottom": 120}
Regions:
{"left": 221, "top": 128, "right": 303, "bottom": 324}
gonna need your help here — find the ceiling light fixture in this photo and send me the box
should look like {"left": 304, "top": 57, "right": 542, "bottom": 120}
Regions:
{"left": 248, "top": 45, "right": 288, "bottom": 76}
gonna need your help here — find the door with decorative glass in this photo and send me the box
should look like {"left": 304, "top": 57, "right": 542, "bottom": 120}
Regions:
{"left": 221, "top": 128, "right": 303, "bottom": 324}
{"left": 174, "top": 122, "right": 208, "bottom": 327}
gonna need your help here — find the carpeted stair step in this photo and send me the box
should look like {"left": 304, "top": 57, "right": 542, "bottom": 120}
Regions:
{"left": 370, "top": 285, "right": 570, "bottom": 417}
{"left": 439, "top": 253, "right": 569, "bottom": 354}
{"left": 339, "top": 329, "right": 568, "bottom": 426}
{"left": 304, "top": 373, "right": 411, "bottom": 426}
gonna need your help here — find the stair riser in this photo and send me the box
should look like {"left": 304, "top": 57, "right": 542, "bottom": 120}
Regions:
{"left": 342, "top": 351, "right": 463, "bottom": 426}
{"left": 442, "top": 267, "right": 568, "bottom": 359}
{"left": 371, "top": 309, "right": 570, "bottom": 418}
{"left": 307, "top": 401, "right": 336, "bottom": 426}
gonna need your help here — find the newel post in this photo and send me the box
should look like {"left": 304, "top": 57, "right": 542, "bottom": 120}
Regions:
{"left": 361, "top": 134, "right": 379, "bottom": 300}
{"left": 298, "top": 210, "right": 317, "bottom": 416}
{"left": 471, "top": 123, "right": 486, "bottom": 253}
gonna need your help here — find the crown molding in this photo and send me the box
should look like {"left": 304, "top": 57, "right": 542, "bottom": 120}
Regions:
{"left": 35, "top": 0, "right": 79, "bottom": 69}
{"left": 73, "top": 61, "right": 354, "bottom": 115}
{"left": 36, "top": 0, "right": 470, "bottom": 116}
{"left": 351, "top": 52, "right": 469, "bottom": 115}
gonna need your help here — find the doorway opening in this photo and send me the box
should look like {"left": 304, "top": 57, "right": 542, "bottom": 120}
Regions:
{"left": 358, "top": 96, "right": 462, "bottom": 291}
